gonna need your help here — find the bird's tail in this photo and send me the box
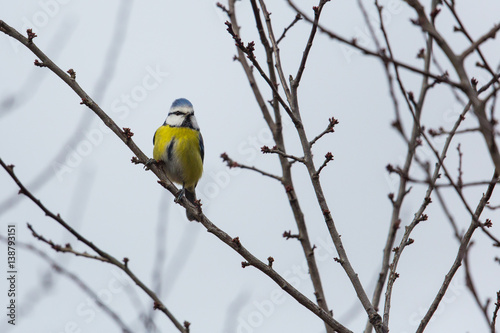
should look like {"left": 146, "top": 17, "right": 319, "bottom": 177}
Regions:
{"left": 185, "top": 188, "right": 197, "bottom": 221}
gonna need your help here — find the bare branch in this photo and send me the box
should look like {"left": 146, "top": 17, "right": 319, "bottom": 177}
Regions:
{"left": 225, "top": 5, "right": 339, "bottom": 333}
{"left": 442, "top": 0, "right": 497, "bottom": 76}
{"left": 0, "top": 237, "right": 134, "bottom": 333}
{"left": 403, "top": 0, "right": 500, "bottom": 175}
{"left": 415, "top": 174, "right": 497, "bottom": 333}
{"left": 287, "top": 0, "right": 463, "bottom": 89}
{"left": 220, "top": 152, "right": 283, "bottom": 182}
{"left": 0, "top": 0, "right": 132, "bottom": 217}
{"left": 229, "top": 0, "right": 340, "bottom": 333}
{"left": 257, "top": 0, "right": 292, "bottom": 104}
{"left": 261, "top": 145, "right": 305, "bottom": 163}
{"left": 0, "top": 158, "right": 189, "bottom": 333}
{"left": 27, "top": 224, "right": 109, "bottom": 263}
{"left": 383, "top": 96, "right": 470, "bottom": 327}
{"left": 309, "top": 117, "right": 339, "bottom": 147}
{"left": 0, "top": 21, "right": 351, "bottom": 333}
{"left": 367, "top": 2, "right": 441, "bottom": 331}
{"left": 493, "top": 291, "right": 500, "bottom": 331}
{"left": 224, "top": 21, "right": 299, "bottom": 126}
{"left": 277, "top": 13, "right": 302, "bottom": 44}
{"left": 460, "top": 24, "right": 500, "bottom": 61}
{"left": 291, "top": 0, "right": 329, "bottom": 90}
{"left": 315, "top": 152, "right": 334, "bottom": 176}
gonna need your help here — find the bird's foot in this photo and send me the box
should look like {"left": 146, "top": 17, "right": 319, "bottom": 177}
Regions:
{"left": 174, "top": 188, "right": 185, "bottom": 203}
{"left": 144, "top": 158, "right": 157, "bottom": 170}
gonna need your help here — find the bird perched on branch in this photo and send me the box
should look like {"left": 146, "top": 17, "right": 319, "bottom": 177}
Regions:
{"left": 152, "top": 98, "right": 204, "bottom": 220}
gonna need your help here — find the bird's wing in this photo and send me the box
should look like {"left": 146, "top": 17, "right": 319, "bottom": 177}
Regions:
{"left": 199, "top": 132, "right": 204, "bottom": 163}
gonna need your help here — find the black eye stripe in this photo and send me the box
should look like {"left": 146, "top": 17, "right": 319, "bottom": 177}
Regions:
{"left": 169, "top": 111, "right": 193, "bottom": 117}
{"left": 169, "top": 111, "right": 183, "bottom": 116}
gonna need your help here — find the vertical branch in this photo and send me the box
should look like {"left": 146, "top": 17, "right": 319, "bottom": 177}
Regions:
{"left": 415, "top": 175, "right": 497, "bottom": 333}
{"left": 291, "top": 0, "right": 328, "bottom": 90}
{"left": 382, "top": 100, "right": 470, "bottom": 327}
{"left": 226, "top": 2, "right": 336, "bottom": 332}
{"left": 256, "top": 0, "right": 293, "bottom": 104}
{"left": 404, "top": 0, "right": 500, "bottom": 174}
{"left": 366, "top": 1, "right": 439, "bottom": 332}
{"left": 269, "top": 2, "right": 387, "bottom": 332}
{"left": 5, "top": 239, "right": 135, "bottom": 333}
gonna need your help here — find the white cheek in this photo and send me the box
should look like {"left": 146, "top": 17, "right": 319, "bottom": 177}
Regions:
{"left": 190, "top": 116, "right": 200, "bottom": 130}
{"left": 166, "top": 114, "right": 184, "bottom": 126}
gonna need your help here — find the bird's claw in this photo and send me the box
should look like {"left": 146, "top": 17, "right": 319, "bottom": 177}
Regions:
{"left": 144, "top": 158, "right": 157, "bottom": 171}
{"left": 174, "top": 188, "right": 185, "bottom": 203}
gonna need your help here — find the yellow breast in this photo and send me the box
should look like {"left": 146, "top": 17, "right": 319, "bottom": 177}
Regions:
{"left": 153, "top": 125, "right": 203, "bottom": 189}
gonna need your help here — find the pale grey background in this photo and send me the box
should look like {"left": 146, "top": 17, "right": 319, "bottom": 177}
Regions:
{"left": 1, "top": 1, "right": 499, "bottom": 332}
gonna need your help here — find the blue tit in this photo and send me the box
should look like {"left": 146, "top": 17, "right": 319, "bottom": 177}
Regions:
{"left": 153, "top": 98, "right": 204, "bottom": 220}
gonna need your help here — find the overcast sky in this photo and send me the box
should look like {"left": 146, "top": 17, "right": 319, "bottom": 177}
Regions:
{"left": 1, "top": 1, "right": 500, "bottom": 333}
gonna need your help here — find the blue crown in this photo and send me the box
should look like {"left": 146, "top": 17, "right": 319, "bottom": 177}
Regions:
{"left": 171, "top": 98, "right": 193, "bottom": 108}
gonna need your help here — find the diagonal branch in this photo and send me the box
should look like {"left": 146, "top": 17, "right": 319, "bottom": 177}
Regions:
{"left": 225, "top": 3, "right": 340, "bottom": 332}
{"left": 459, "top": 23, "right": 500, "bottom": 61}
{"left": 27, "top": 223, "right": 110, "bottom": 263}
{"left": 224, "top": 21, "right": 300, "bottom": 126}
{"left": 257, "top": 0, "right": 293, "bottom": 104}
{"left": 0, "top": 237, "right": 134, "bottom": 333}
{"left": 277, "top": 13, "right": 302, "bottom": 44}
{"left": 416, "top": 174, "right": 497, "bottom": 333}
{"left": 382, "top": 94, "right": 470, "bottom": 326}
{"left": 0, "top": 20, "right": 351, "bottom": 333}
{"left": 291, "top": 0, "right": 328, "bottom": 90}
{"left": 493, "top": 291, "right": 500, "bottom": 331}
{"left": 0, "top": 158, "right": 189, "bottom": 333}
{"left": 403, "top": 0, "right": 500, "bottom": 175}
{"left": 442, "top": 0, "right": 497, "bottom": 76}
{"left": 287, "top": 0, "right": 463, "bottom": 89}
{"left": 220, "top": 152, "right": 283, "bottom": 182}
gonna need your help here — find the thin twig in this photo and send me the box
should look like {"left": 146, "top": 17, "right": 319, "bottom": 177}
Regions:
{"left": 0, "top": 0, "right": 133, "bottom": 217}
{"left": 286, "top": 0, "right": 463, "bottom": 89}
{"left": 0, "top": 21, "right": 351, "bottom": 333}
{"left": 315, "top": 152, "right": 334, "bottom": 176}
{"left": 257, "top": 0, "right": 293, "bottom": 104}
{"left": 277, "top": 13, "right": 302, "bottom": 44}
{"left": 367, "top": 2, "right": 440, "bottom": 331}
{"left": 226, "top": 3, "right": 339, "bottom": 332}
{"left": 463, "top": 245, "right": 493, "bottom": 330}
{"left": 261, "top": 145, "right": 305, "bottom": 163}
{"left": 27, "top": 224, "right": 109, "bottom": 263}
{"left": 415, "top": 174, "right": 497, "bottom": 333}
{"left": 0, "top": 158, "right": 188, "bottom": 333}
{"left": 442, "top": 0, "right": 496, "bottom": 76}
{"left": 291, "top": 0, "right": 329, "bottom": 90}
{"left": 493, "top": 291, "right": 500, "bottom": 331}
{"left": 0, "top": 236, "right": 134, "bottom": 333}
{"left": 456, "top": 143, "right": 463, "bottom": 188}
{"left": 309, "top": 117, "right": 339, "bottom": 147}
{"left": 280, "top": 3, "right": 388, "bottom": 332}
{"left": 459, "top": 23, "right": 500, "bottom": 61}
{"left": 220, "top": 153, "right": 283, "bottom": 182}
{"left": 383, "top": 94, "right": 469, "bottom": 327}
{"left": 224, "top": 21, "right": 299, "bottom": 126}
{"left": 403, "top": 0, "right": 500, "bottom": 175}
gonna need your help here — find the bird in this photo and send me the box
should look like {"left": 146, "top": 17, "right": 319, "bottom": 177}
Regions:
{"left": 152, "top": 98, "right": 204, "bottom": 220}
